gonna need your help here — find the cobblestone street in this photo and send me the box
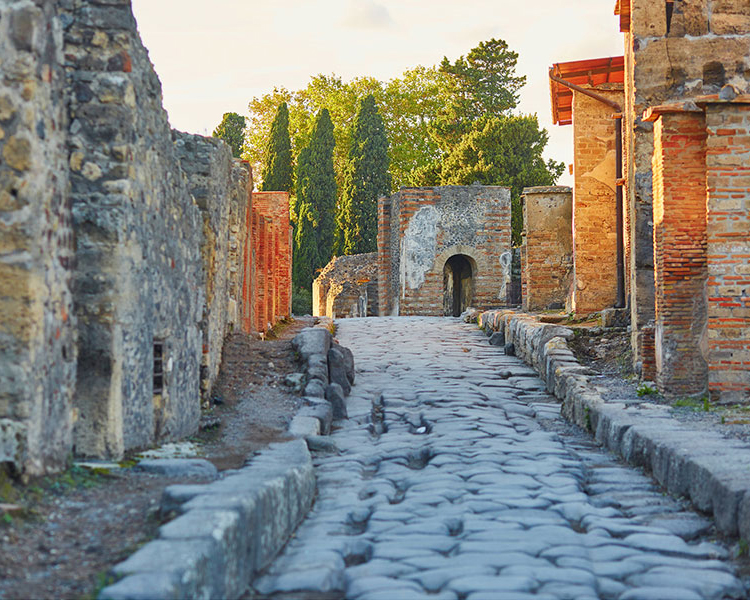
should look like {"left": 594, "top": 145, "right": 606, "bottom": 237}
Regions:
{"left": 251, "top": 317, "right": 747, "bottom": 600}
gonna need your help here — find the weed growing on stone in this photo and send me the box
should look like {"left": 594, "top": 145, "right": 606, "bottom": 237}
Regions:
{"left": 636, "top": 383, "right": 657, "bottom": 397}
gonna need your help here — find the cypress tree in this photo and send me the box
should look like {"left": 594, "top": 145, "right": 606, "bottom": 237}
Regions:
{"left": 260, "top": 102, "right": 293, "bottom": 192}
{"left": 292, "top": 147, "right": 318, "bottom": 291}
{"left": 292, "top": 110, "right": 338, "bottom": 290}
{"left": 336, "top": 94, "right": 390, "bottom": 255}
{"left": 307, "top": 109, "right": 337, "bottom": 270}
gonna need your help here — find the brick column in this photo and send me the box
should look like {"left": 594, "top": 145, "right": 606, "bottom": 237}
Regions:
{"left": 650, "top": 110, "right": 708, "bottom": 397}
{"left": 705, "top": 103, "right": 750, "bottom": 403}
{"left": 521, "top": 186, "right": 573, "bottom": 312}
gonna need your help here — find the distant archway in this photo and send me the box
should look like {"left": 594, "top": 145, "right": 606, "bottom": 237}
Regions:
{"left": 443, "top": 254, "right": 475, "bottom": 316}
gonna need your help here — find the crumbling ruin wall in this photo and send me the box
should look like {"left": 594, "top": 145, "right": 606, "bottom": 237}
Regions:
{"left": 379, "top": 186, "right": 512, "bottom": 316}
{"left": 313, "top": 253, "right": 378, "bottom": 319}
{"left": 521, "top": 187, "right": 573, "bottom": 312}
{"left": 65, "top": 0, "right": 204, "bottom": 458}
{"left": 0, "top": 1, "right": 76, "bottom": 475}
{"left": 174, "top": 133, "right": 252, "bottom": 402}
{"left": 621, "top": 0, "right": 750, "bottom": 379}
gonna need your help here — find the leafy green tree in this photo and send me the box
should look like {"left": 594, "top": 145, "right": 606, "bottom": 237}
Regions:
{"left": 440, "top": 115, "right": 565, "bottom": 246}
{"left": 336, "top": 95, "right": 390, "bottom": 255}
{"left": 292, "top": 110, "right": 337, "bottom": 291}
{"left": 260, "top": 103, "right": 293, "bottom": 192}
{"left": 212, "top": 112, "right": 246, "bottom": 158}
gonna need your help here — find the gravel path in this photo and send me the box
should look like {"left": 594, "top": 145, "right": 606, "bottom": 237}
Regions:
{"left": 249, "top": 317, "right": 747, "bottom": 600}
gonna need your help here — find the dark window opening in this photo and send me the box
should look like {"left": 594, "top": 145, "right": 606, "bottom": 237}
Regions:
{"left": 153, "top": 340, "right": 164, "bottom": 395}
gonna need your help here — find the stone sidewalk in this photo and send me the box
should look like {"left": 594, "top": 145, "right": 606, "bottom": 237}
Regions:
{"left": 247, "top": 317, "right": 747, "bottom": 600}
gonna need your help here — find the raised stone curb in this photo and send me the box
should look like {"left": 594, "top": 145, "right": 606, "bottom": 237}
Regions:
{"left": 99, "top": 439, "right": 315, "bottom": 600}
{"left": 479, "top": 309, "right": 750, "bottom": 543}
{"left": 289, "top": 325, "right": 355, "bottom": 439}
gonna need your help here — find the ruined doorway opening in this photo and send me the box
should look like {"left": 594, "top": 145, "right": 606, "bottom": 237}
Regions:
{"left": 444, "top": 254, "right": 474, "bottom": 317}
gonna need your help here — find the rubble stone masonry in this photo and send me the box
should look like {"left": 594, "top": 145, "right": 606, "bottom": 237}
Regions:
{"left": 521, "top": 187, "right": 573, "bottom": 312}
{"left": 65, "top": 0, "right": 205, "bottom": 458}
{"left": 651, "top": 111, "right": 708, "bottom": 398}
{"left": 379, "top": 186, "right": 512, "bottom": 316}
{"left": 0, "top": 1, "right": 75, "bottom": 475}
{"left": 175, "top": 133, "right": 253, "bottom": 402}
{"left": 705, "top": 103, "right": 750, "bottom": 402}
{"left": 313, "top": 253, "right": 379, "bottom": 319}
{"left": 0, "top": 0, "right": 288, "bottom": 474}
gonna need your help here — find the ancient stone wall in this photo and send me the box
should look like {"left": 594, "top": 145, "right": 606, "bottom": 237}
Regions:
{"left": 174, "top": 133, "right": 253, "bottom": 402}
{"left": 252, "top": 192, "right": 291, "bottom": 332}
{"left": 651, "top": 110, "right": 708, "bottom": 398}
{"left": 521, "top": 186, "right": 573, "bottom": 312}
{"left": 64, "top": 0, "right": 205, "bottom": 458}
{"left": 313, "top": 253, "right": 378, "bottom": 319}
{"left": 0, "top": 0, "right": 284, "bottom": 474}
{"left": 621, "top": 0, "right": 750, "bottom": 379}
{"left": 0, "top": 1, "right": 76, "bottom": 475}
{"left": 572, "top": 88, "right": 624, "bottom": 314}
{"left": 379, "top": 186, "right": 512, "bottom": 316}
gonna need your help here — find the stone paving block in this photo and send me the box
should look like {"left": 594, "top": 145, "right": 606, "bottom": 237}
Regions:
{"left": 98, "top": 572, "right": 182, "bottom": 600}
{"left": 448, "top": 575, "right": 536, "bottom": 595}
{"left": 289, "top": 415, "right": 320, "bottom": 438}
{"left": 253, "top": 567, "right": 345, "bottom": 596}
{"left": 134, "top": 458, "right": 218, "bottom": 479}
{"left": 110, "top": 539, "right": 221, "bottom": 599}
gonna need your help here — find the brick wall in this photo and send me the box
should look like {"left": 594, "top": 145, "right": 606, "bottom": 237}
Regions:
{"left": 381, "top": 186, "right": 512, "bottom": 316}
{"left": 572, "top": 88, "right": 624, "bottom": 314}
{"left": 623, "top": 0, "right": 750, "bottom": 380}
{"left": 705, "top": 103, "right": 750, "bottom": 402}
{"left": 521, "top": 186, "right": 573, "bottom": 312}
{"left": 651, "top": 110, "right": 708, "bottom": 397}
{"left": 252, "top": 192, "right": 291, "bottom": 333}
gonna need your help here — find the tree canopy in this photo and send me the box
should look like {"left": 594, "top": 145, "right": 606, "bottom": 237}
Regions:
{"left": 292, "top": 109, "right": 337, "bottom": 290}
{"left": 245, "top": 37, "right": 563, "bottom": 247}
{"left": 212, "top": 112, "right": 246, "bottom": 158}
{"left": 260, "top": 102, "right": 293, "bottom": 192}
{"left": 336, "top": 95, "right": 390, "bottom": 255}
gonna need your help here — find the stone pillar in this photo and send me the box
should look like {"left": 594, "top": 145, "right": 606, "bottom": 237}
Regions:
{"left": 651, "top": 110, "right": 708, "bottom": 397}
{"left": 521, "top": 186, "right": 573, "bottom": 312}
{"left": 571, "top": 89, "right": 623, "bottom": 314}
{"left": 705, "top": 103, "right": 750, "bottom": 403}
{"left": 377, "top": 195, "right": 392, "bottom": 316}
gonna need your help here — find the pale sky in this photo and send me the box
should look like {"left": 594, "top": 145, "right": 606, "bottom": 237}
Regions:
{"left": 130, "top": 0, "right": 623, "bottom": 187}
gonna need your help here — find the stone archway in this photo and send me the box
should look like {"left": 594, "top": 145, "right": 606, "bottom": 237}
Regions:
{"left": 443, "top": 254, "right": 476, "bottom": 316}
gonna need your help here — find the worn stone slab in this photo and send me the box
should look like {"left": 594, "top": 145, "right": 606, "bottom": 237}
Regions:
{"left": 134, "top": 458, "right": 218, "bottom": 479}
{"left": 479, "top": 308, "right": 750, "bottom": 542}
{"left": 292, "top": 327, "right": 332, "bottom": 363}
{"left": 101, "top": 440, "right": 315, "bottom": 600}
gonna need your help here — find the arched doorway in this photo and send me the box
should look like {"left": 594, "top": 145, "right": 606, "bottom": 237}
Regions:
{"left": 443, "top": 254, "right": 474, "bottom": 317}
